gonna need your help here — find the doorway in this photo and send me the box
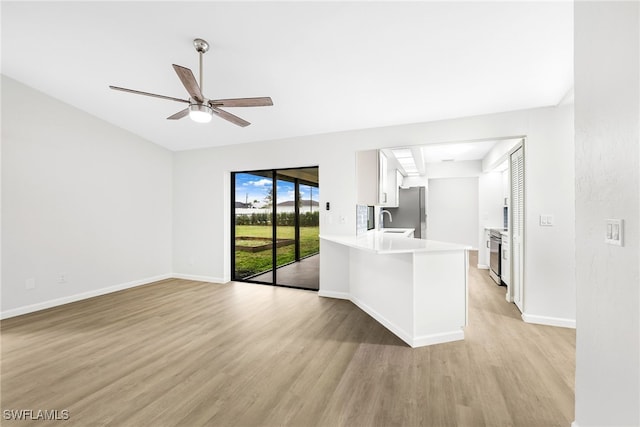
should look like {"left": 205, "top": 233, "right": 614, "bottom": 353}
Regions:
{"left": 231, "top": 167, "right": 320, "bottom": 290}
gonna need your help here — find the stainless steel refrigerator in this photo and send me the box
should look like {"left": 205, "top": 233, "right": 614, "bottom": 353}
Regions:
{"left": 382, "top": 187, "right": 427, "bottom": 238}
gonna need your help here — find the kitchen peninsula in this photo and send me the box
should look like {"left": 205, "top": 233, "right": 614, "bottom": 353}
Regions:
{"left": 320, "top": 232, "right": 470, "bottom": 347}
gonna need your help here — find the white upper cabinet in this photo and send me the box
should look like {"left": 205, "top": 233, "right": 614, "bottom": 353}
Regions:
{"left": 356, "top": 149, "right": 400, "bottom": 207}
{"left": 379, "top": 151, "right": 389, "bottom": 204}
{"left": 356, "top": 150, "right": 379, "bottom": 206}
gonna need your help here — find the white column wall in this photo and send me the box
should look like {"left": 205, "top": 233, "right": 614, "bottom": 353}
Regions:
{"left": 574, "top": 1, "right": 640, "bottom": 426}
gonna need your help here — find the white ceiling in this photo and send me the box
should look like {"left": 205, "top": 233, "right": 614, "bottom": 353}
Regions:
{"left": 1, "top": 1, "right": 573, "bottom": 152}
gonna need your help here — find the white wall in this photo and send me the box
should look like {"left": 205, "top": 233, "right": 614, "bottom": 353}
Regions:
{"left": 477, "top": 172, "right": 504, "bottom": 265}
{"left": 574, "top": 2, "right": 640, "bottom": 426}
{"left": 402, "top": 175, "right": 428, "bottom": 188}
{"left": 172, "top": 134, "right": 355, "bottom": 282}
{"left": 427, "top": 177, "right": 479, "bottom": 248}
{"left": 1, "top": 76, "right": 173, "bottom": 317}
{"left": 172, "top": 104, "right": 575, "bottom": 327}
{"left": 424, "top": 160, "right": 504, "bottom": 264}
{"left": 523, "top": 102, "right": 576, "bottom": 326}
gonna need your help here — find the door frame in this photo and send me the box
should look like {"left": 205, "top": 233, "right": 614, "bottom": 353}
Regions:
{"left": 230, "top": 166, "right": 319, "bottom": 290}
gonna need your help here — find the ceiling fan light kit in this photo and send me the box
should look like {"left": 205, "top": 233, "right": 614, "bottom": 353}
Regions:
{"left": 189, "top": 103, "right": 213, "bottom": 123}
{"left": 109, "top": 38, "right": 272, "bottom": 127}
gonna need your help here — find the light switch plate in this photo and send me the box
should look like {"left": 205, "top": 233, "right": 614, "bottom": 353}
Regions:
{"left": 605, "top": 219, "right": 624, "bottom": 246}
{"left": 539, "top": 215, "right": 554, "bottom": 226}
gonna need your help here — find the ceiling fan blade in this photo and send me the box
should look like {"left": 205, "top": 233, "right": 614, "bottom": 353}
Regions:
{"left": 211, "top": 106, "right": 250, "bottom": 127}
{"left": 109, "top": 86, "right": 190, "bottom": 103}
{"left": 167, "top": 108, "right": 190, "bottom": 120}
{"left": 172, "top": 64, "right": 203, "bottom": 103}
{"left": 211, "top": 97, "right": 273, "bottom": 108}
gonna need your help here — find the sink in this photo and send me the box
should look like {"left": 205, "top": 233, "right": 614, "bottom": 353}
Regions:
{"left": 380, "top": 228, "right": 414, "bottom": 238}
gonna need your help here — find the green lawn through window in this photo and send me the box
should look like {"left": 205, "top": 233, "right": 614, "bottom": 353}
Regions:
{"left": 234, "top": 225, "right": 319, "bottom": 279}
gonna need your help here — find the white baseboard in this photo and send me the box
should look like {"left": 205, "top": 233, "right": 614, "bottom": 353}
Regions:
{"left": 413, "top": 329, "right": 465, "bottom": 347}
{"left": 571, "top": 422, "right": 579, "bottom": 427}
{"left": 0, "top": 273, "right": 172, "bottom": 319}
{"left": 321, "top": 293, "right": 465, "bottom": 347}
{"left": 522, "top": 313, "right": 576, "bottom": 329}
{"left": 505, "top": 292, "right": 513, "bottom": 303}
{"left": 171, "top": 273, "right": 226, "bottom": 284}
{"left": 477, "top": 264, "right": 489, "bottom": 270}
{"left": 318, "top": 290, "right": 350, "bottom": 300}
{"left": 350, "top": 295, "right": 413, "bottom": 347}
{"left": 350, "top": 296, "right": 465, "bottom": 347}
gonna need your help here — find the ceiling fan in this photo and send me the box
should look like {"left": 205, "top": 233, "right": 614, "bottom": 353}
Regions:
{"left": 109, "top": 38, "right": 273, "bottom": 127}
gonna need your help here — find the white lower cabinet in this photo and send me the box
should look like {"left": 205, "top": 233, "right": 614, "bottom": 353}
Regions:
{"left": 480, "top": 229, "right": 491, "bottom": 268}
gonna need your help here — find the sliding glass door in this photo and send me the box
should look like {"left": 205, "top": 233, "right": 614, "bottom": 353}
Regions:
{"left": 276, "top": 175, "right": 296, "bottom": 270}
{"left": 232, "top": 171, "right": 274, "bottom": 284}
{"left": 231, "top": 167, "right": 319, "bottom": 289}
{"left": 298, "top": 182, "right": 319, "bottom": 259}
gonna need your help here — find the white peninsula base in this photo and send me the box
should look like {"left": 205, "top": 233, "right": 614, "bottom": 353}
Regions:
{"left": 320, "top": 234, "right": 469, "bottom": 348}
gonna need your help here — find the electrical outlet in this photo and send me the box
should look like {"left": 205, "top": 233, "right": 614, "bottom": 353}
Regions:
{"left": 25, "top": 278, "right": 36, "bottom": 290}
{"left": 57, "top": 274, "right": 67, "bottom": 284}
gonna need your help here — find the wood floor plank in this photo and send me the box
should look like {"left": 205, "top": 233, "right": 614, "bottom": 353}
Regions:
{"left": 1, "top": 252, "right": 575, "bottom": 426}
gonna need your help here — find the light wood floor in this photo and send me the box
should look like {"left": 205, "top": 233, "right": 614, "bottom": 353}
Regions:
{"left": 1, "top": 252, "right": 575, "bottom": 426}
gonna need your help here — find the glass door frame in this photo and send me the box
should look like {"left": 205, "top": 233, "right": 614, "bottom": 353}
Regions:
{"left": 231, "top": 166, "right": 319, "bottom": 290}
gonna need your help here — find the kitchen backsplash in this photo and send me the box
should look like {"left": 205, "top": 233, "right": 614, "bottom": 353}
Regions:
{"left": 356, "top": 205, "right": 369, "bottom": 235}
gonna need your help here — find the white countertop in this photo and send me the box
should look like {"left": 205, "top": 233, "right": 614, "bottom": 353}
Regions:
{"left": 320, "top": 231, "right": 471, "bottom": 254}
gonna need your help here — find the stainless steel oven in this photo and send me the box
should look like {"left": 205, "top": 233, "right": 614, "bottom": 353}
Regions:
{"left": 489, "top": 230, "right": 502, "bottom": 284}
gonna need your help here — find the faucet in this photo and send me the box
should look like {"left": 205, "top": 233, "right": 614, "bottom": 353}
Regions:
{"left": 379, "top": 209, "right": 393, "bottom": 230}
